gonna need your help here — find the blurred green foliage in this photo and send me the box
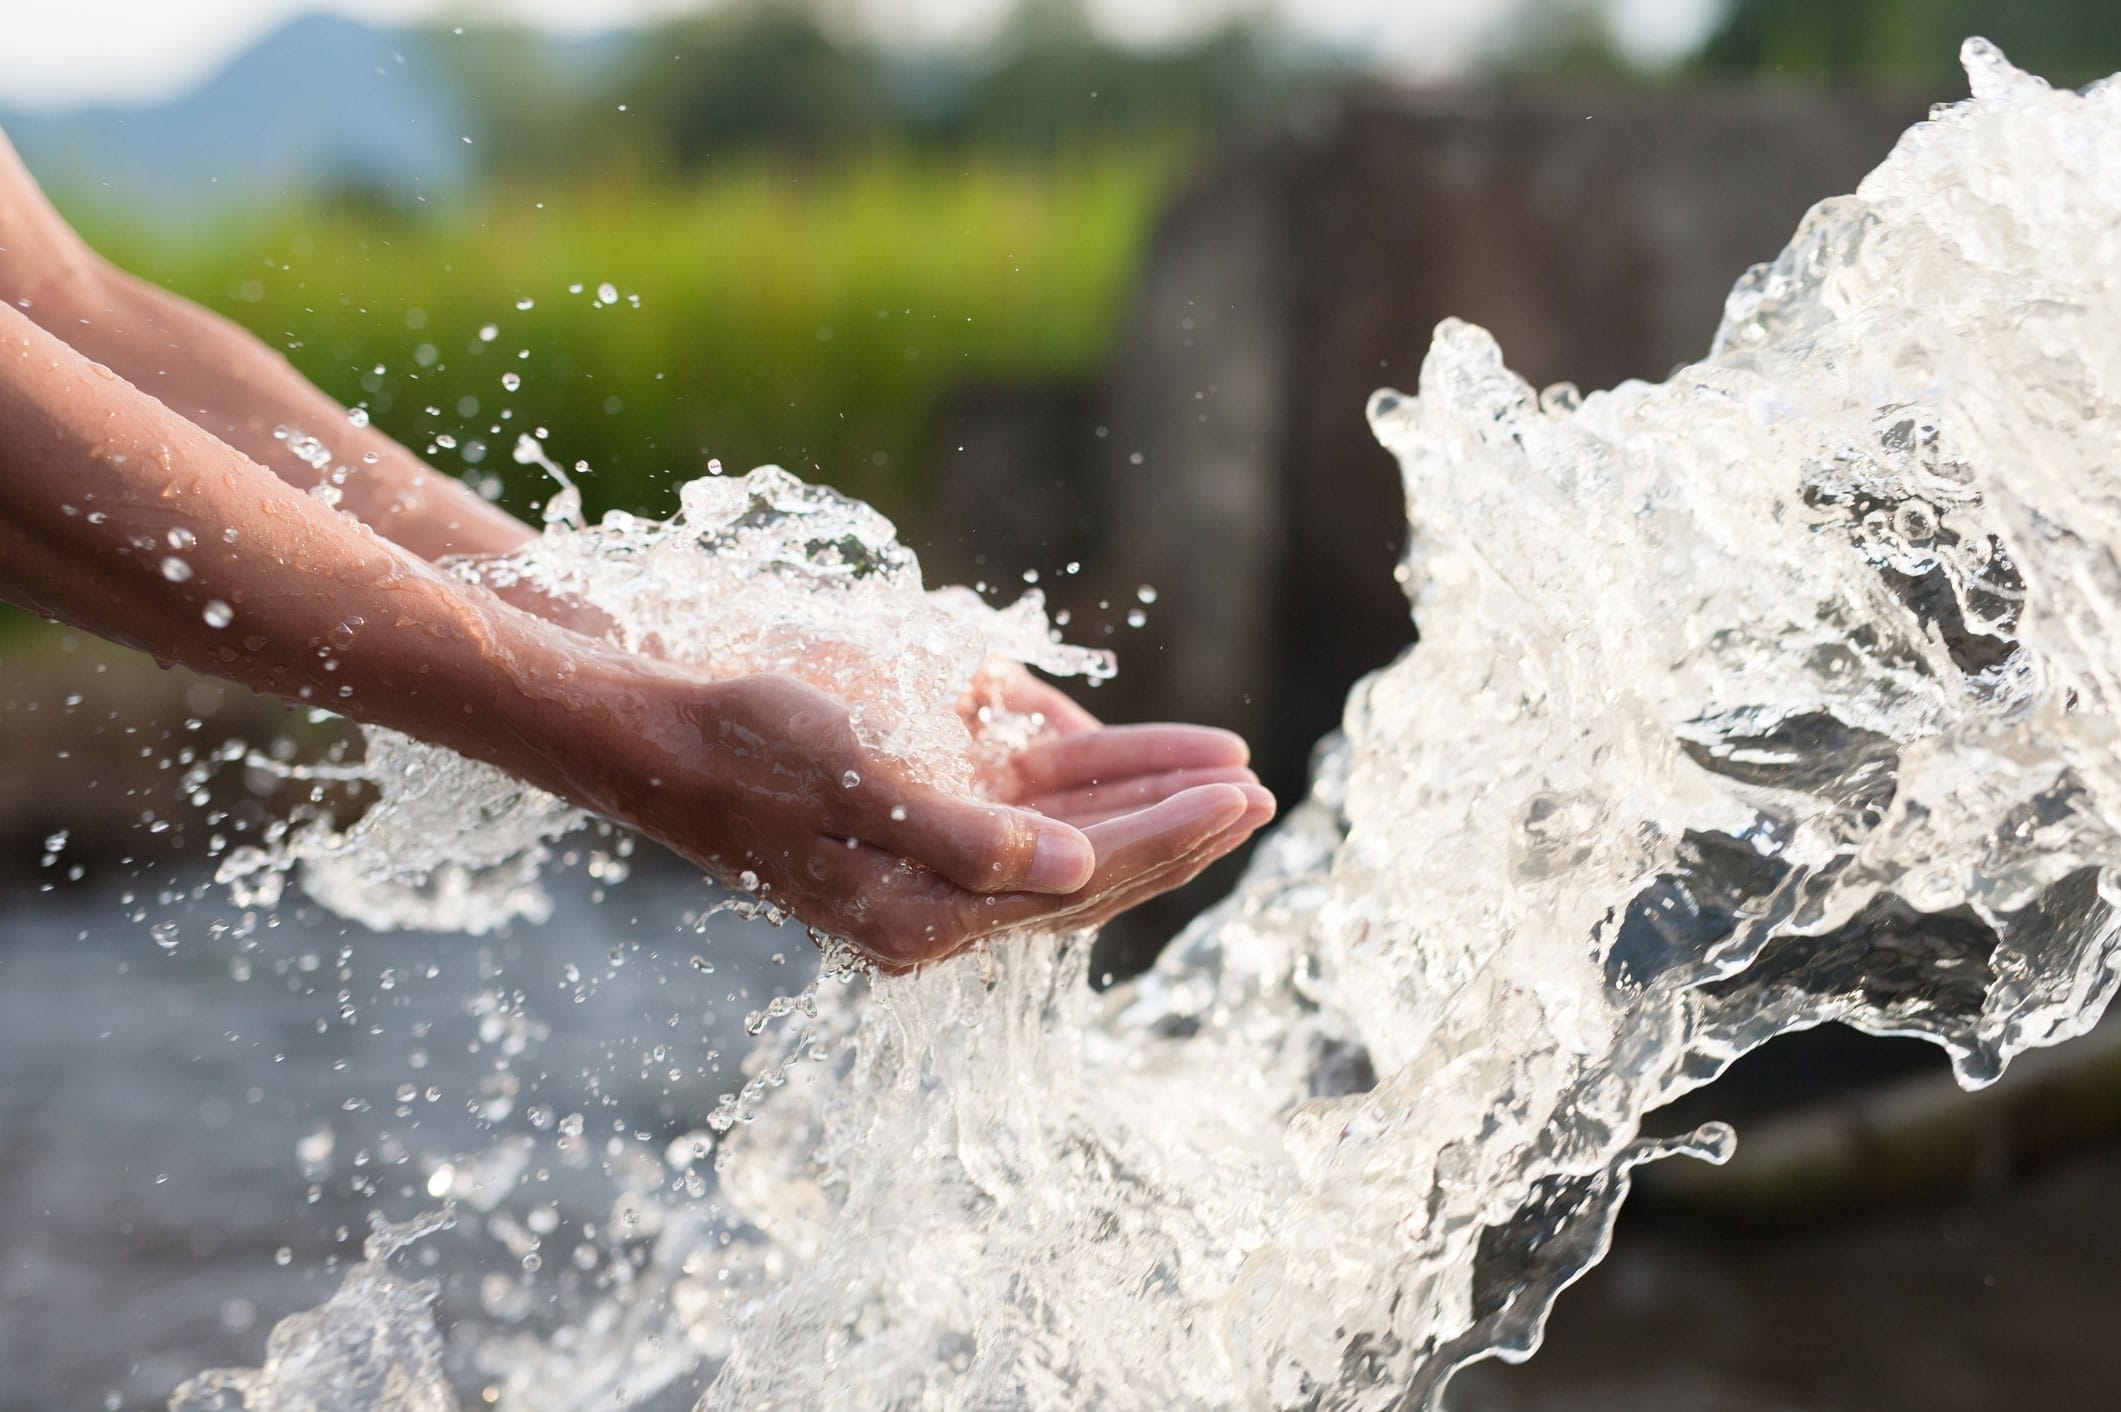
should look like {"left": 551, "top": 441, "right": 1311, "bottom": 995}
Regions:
{"left": 440, "top": 0, "right": 1317, "bottom": 176}
{"left": 1694, "top": 0, "right": 2121, "bottom": 89}
{"left": 60, "top": 147, "right": 1176, "bottom": 533}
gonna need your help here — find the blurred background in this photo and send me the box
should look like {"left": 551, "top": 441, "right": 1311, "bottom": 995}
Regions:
{"left": 4, "top": 3, "right": 2121, "bottom": 1409}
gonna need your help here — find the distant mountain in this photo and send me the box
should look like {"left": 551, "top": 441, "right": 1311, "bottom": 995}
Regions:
{"left": 4, "top": 15, "right": 514, "bottom": 210}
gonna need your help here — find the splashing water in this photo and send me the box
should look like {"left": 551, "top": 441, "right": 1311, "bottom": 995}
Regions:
{"left": 214, "top": 445, "right": 1109, "bottom": 933}
{"left": 179, "top": 42, "right": 2121, "bottom": 1412}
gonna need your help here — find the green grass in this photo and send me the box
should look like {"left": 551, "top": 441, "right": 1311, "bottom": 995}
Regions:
{"left": 57, "top": 145, "right": 1179, "bottom": 532}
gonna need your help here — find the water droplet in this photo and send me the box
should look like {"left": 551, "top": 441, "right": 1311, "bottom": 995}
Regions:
{"left": 501, "top": 372, "right": 522, "bottom": 392}
{"left": 478, "top": 323, "right": 498, "bottom": 342}
{"left": 889, "top": 804, "right": 908, "bottom": 822}
{"left": 346, "top": 406, "right": 370, "bottom": 428}
{"left": 1126, "top": 608, "right": 1147, "bottom": 628}
{"left": 150, "top": 920, "right": 180, "bottom": 950}
{"left": 515, "top": 297, "right": 535, "bottom": 311}
{"left": 596, "top": 282, "right": 619, "bottom": 305}
{"left": 160, "top": 557, "right": 192, "bottom": 582}
{"left": 1136, "top": 584, "right": 1158, "bottom": 603}
{"left": 841, "top": 770, "right": 861, "bottom": 789}
{"left": 167, "top": 527, "right": 196, "bottom": 551}
{"left": 203, "top": 600, "right": 233, "bottom": 629}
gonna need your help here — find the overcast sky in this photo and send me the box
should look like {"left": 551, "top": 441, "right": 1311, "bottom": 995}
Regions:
{"left": 0, "top": 0, "right": 1725, "bottom": 108}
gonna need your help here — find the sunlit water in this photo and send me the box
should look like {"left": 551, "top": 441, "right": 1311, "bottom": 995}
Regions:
{"left": 162, "top": 42, "right": 2121, "bottom": 1412}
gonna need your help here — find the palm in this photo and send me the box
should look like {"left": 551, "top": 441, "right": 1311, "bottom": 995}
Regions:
{"left": 962, "top": 662, "right": 1260, "bottom": 827}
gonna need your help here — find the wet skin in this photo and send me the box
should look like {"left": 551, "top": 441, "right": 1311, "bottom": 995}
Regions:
{"left": 0, "top": 129, "right": 1273, "bottom": 966}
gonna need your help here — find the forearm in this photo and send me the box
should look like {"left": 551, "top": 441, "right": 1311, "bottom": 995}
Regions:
{"left": 0, "top": 127, "right": 531, "bottom": 563}
{"left": 0, "top": 300, "right": 603, "bottom": 803}
{"left": 42, "top": 260, "right": 536, "bottom": 561}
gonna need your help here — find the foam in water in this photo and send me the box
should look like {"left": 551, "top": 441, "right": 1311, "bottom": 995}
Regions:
{"left": 177, "top": 41, "right": 2121, "bottom": 1412}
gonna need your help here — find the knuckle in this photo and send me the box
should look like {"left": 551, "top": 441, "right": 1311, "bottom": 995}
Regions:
{"left": 984, "top": 808, "right": 1037, "bottom": 882}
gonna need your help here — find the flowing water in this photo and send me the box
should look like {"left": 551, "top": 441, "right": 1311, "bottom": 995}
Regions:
{"left": 159, "top": 41, "right": 2121, "bottom": 1412}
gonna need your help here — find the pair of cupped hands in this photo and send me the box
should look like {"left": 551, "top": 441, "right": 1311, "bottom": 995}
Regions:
{"left": 543, "top": 650, "right": 1274, "bottom": 970}
{"left": 0, "top": 124, "right": 1272, "bottom": 967}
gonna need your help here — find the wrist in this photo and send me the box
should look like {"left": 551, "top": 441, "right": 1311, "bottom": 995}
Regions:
{"left": 485, "top": 631, "right": 699, "bottom": 824}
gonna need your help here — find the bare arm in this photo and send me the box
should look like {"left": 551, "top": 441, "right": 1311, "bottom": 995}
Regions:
{"left": 0, "top": 301, "right": 1269, "bottom": 962}
{"left": 0, "top": 126, "right": 528, "bottom": 562}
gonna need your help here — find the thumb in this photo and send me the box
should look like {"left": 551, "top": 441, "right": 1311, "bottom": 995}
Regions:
{"left": 857, "top": 784, "right": 1094, "bottom": 895}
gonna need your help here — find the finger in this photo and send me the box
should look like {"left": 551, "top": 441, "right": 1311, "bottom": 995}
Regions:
{"left": 998, "top": 672, "right": 1102, "bottom": 735}
{"left": 810, "top": 784, "right": 1273, "bottom": 969}
{"left": 1051, "top": 782, "right": 1274, "bottom": 929}
{"left": 1023, "top": 764, "right": 1263, "bottom": 828}
{"left": 961, "top": 783, "right": 1254, "bottom": 936}
{"left": 1061, "top": 791, "right": 1269, "bottom": 929}
{"left": 846, "top": 781, "right": 1095, "bottom": 896}
{"left": 1012, "top": 724, "right": 1250, "bottom": 793}
{"left": 960, "top": 784, "right": 1270, "bottom": 946}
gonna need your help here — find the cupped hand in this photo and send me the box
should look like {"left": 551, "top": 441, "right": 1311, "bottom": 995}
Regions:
{"left": 554, "top": 664, "right": 1273, "bottom": 969}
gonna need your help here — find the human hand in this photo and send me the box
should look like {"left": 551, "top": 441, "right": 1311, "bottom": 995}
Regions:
{"left": 539, "top": 664, "right": 1272, "bottom": 968}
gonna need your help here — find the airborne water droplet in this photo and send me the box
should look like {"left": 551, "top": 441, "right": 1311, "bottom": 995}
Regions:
{"left": 160, "top": 557, "right": 192, "bottom": 582}
{"left": 203, "top": 600, "right": 233, "bottom": 628}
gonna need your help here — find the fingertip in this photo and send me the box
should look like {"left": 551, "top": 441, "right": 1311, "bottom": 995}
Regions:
{"left": 1236, "top": 782, "right": 1277, "bottom": 824}
{"left": 1177, "top": 781, "right": 1252, "bottom": 829}
{"left": 1151, "top": 726, "right": 1250, "bottom": 768}
{"left": 1022, "top": 822, "right": 1095, "bottom": 894}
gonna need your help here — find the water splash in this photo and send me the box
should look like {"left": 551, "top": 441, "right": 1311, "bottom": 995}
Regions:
{"left": 215, "top": 453, "right": 1109, "bottom": 933}
{"left": 183, "top": 41, "right": 2121, "bottom": 1412}
{"left": 170, "top": 1212, "right": 458, "bottom": 1412}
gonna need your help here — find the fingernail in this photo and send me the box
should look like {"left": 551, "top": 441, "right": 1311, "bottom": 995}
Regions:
{"left": 1026, "top": 827, "right": 1095, "bottom": 893}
